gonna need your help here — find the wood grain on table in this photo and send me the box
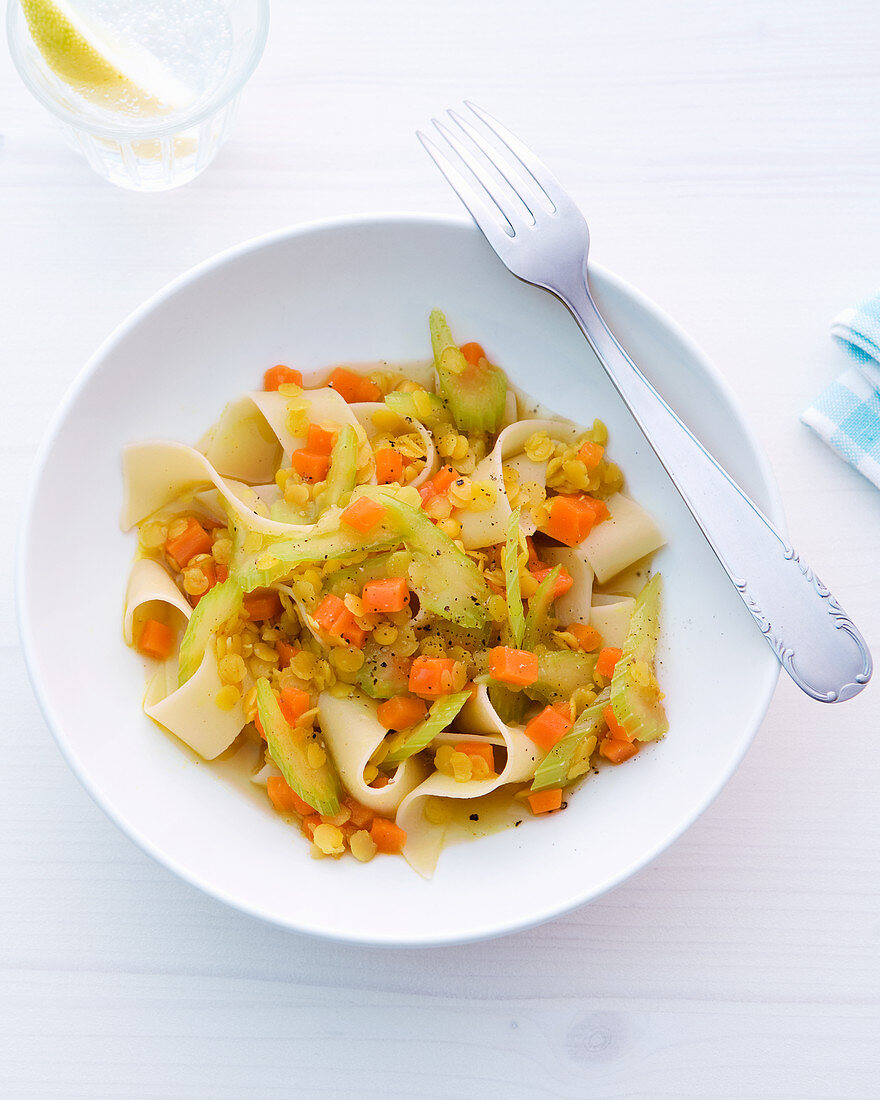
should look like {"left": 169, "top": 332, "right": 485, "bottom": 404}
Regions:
{"left": 2, "top": 2, "right": 878, "bottom": 1096}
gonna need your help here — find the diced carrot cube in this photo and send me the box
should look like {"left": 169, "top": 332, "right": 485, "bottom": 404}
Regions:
{"left": 539, "top": 496, "right": 593, "bottom": 547}
{"left": 291, "top": 449, "right": 330, "bottom": 483}
{"left": 329, "top": 609, "right": 367, "bottom": 649}
{"left": 431, "top": 465, "right": 458, "bottom": 494}
{"left": 370, "top": 817, "right": 407, "bottom": 854}
{"left": 137, "top": 618, "right": 174, "bottom": 660}
{"left": 243, "top": 588, "right": 282, "bottom": 621}
{"left": 568, "top": 623, "right": 603, "bottom": 652}
{"left": 488, "top": 646, "right": 540, "bottom": 686}
{"left": 165, "top": 517, "right": 213, "bottom": 568}
{"left": 280, "top": 687, "right": 311, "bottom": 727}
{"left": 459, "top": 342, "right": 486, "bottom": 366}
{"left": 302, "top": 814, "right": 323, "bottom": 838}
{"left": 267, "top": 775, "right": 315, "bottom": 816}
{"left": 314, "top": 593, "right": 346, "bottom": 632}
{"left": 454, "top": 741, "right": 496, "bottom": 773}
{"left": 376, "top": 694, "right": 428, "bottom": 731}
{"left": 599, "top": 738, "right": 639, "bottom": 764}
{"left": 264, "top": 365, "right": 303, "bottom": 391}
{"left": 603, "top": 703, "right": 632, "bottom": 743}
{"left": 276, "top": 639, "right": 299, "bottom": 668}
{"left": 361, "top": 576, "right": 410, "bottom": 614}
{"left": 527, "top": 788, "right": 563, "bottom": 814}
{"left": 188, "top": 560, "right": 218, "bottom": 608}
{"left": 344, "top": 797, "right": 375, "bottom": 830}
{"left": 214, "top": 563, "right": 228, "bottom": 584}
{"left": 524, "top": 705, "right": 573, "bottom": 751}
{"left": 375, "top": 447, "right": 404, "bottom": 485}
{"left": 340, "top": 496, "right": 387, "bottom": 533}
{"left": 577, "top": 440, "right": 605, "bottom": 469}
{"left": 408, "top": 656, "right": 458, "bottom": 698}
{"left": 530, "top": 566, "right": 574, "bottom": 600}
{"left": 526, "top": 536, "right": 544, "bottom": 569}
{"left": 418, "top": 483, "right": 436, "bottom": 506}
{"left": 255, "top": 714, "right": 266, "bottom": 740}
{"left": 370, "top": 775, "right": 390, "bottom": 788}
{"left": 595, "top": 646, "right": 623, "bottom": 680}
{"left": 306, "top": 423, "right": 336, "bottom": 455}
{"left": 327, "top": 367, "right": 382, "bottom": 403}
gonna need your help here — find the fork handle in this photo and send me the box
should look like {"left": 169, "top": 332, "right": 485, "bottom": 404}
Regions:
{"left": 558, "top": 275, "right": 872, "bottom": 702}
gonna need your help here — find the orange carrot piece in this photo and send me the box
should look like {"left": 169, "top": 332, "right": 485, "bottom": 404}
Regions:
{"left": 455, "top": 741, "right": 496, "bottom": 773}
{"left": 165, "top": 517, "right": 213, "bottom": 567}
{"left": 255, "top": 714, "right": 266, "bottom": 740}
{"left": 306, "top": 423, "right": 336, "bottom": 455}
{"left": 577, "top": 440, "right": 605, "bottom": 469}
{"left": 327, "top": 367, "right": 382, "bottom": 403}
{"left": 603, "top": 703, "right": 632, "bottom": 743}
{"left": 214, "top": 563, "right": 228, "bottom": 584}
{"left": 361, "top": 576, "right": 409, "bottom": 614}
{"left": 370, "top": 775, "right": 390, "bottom": 788}
{"left": 595, "top": 646, "right": 623, "bottom": 680}
{"left": 370, "top": 817, "right": 407, "bottom": 854}
{"left": 431, "top": 465, "right": 458, "bottom": 494}
{"left": 302, "top": 814, "right": 323, "bottom": 838}
{"left": 459, "top": 341, "right": 486, "bottom": 366}
{"left": 280, "top": 687, "right": 311, "bottom": 728}
{"left": 314, "top": 593, "right": 346, "bottom": 632}
{"left": 488, "top": 646, "right": 540, "bottom": 686}
{"left": 329, "top": 609, "right": 367, "bottom": 649}
{"left": 408, "top": 656, "right": 458, "bottom": 698}
{"left": 526, "top": 536, "right": 544, "bottom": 569}
{"left": 568, "top": 622, "right": 603, "bottom": 652}
{"left": 527, "top": 788, "right": 564, "bottom": 814}
{"left": 340, "top": 496, "right": 387, "bottom": 533}
{"left": 137, "top": 618, "right": 174, "bottom": 660}
{"left": 344, "top": 797, "right": 374, "bottom": 830}
{"left": 539, "top": 495, "right": 592, "bottom": 547}
{"left": 375, "top": 447, "right": 404, "bottom": 485}
{"left": 243, "top": 588, "right": 282, "bottom": 621}
{"left": 530, "top": 565, "right": 574, "bottom": 600}
{"left": 524, "top": 705, "right": 573, "bottom": 751}
{"left": 291, "top": 448, "right": 330, "bottom": 483}
{"left": 263, "top": 365, "right": 303, "bottom": 391}
{"left": 377, "top": 694, "right": 428, "bottom": 731}
{"left": 276, "top": 639, "right": 299, "bottom": 668}
{"left": 267, "top": 775, "right": 315, "bottom": 816}
{"left": 418, "top": 483, "right": 436, "bottom": 506}
{"left": 599, "top": 738, "right": 639, "bottom": 764}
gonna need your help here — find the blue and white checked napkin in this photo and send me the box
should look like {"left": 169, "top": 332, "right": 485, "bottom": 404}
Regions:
{"left": 802, "top": 292, "right": 880, "bottom": 488}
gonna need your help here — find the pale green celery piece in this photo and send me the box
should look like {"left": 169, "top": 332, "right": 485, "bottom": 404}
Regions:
{"left": 523, "top": 565, "right": 561, "bottom": 651}
{"left": 503, "top": 508, "right": 525, "bottom": 648}
{"left": 384, "top": 390, "right": 450, "bottom": 428}
{"left": 325, "top": 549, "right": 408, "bottom": 598}
{"left": 524, "top": 649, "right": 597, "bottom": 705}
{"left": 373, "top": 490, "right": 491, "bottom": 629}
{"left": 256, "top": 677, "right": 341, "bottom": 816}
{"left": 233, "top": 519, "right": 400, "bottom": 592}
{"left": 355, "top": 646, "right": 412, "bottom": 699}
{"left": 428, "top": 308, "right": 507, "bottom": 432}
{"left": 531, "top": 689, "right": 610, "bottom": 791}
{"left": 488, "top": 681, "right": 527, "bottom": 725}
{"left": 270, "top": 499, "right": 312, "bottom": 525}
{"left": 384, "top": 691, "right": 472, "bottom": 765}
{"left": 610, "top": 573, "right": 668, "bottom": 742}
{"left": 177, "top": 577, "right": 243, "bottom": 687}
{"left": 313, "top": 424, "right": 358, "bottom": 516}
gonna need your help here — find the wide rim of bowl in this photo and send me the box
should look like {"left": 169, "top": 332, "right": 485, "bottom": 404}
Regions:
{"left": 16, "top": 212, "right": 782, "bottom": 947}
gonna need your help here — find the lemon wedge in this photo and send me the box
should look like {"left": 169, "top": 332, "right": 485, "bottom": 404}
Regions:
{"left": 21, "top": 0, "right": 196, "bottom": 115}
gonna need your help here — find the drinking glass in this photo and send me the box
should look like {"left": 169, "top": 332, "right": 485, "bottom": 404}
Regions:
{"left": 7, "top": 0, "right": 269, "bottom": 191}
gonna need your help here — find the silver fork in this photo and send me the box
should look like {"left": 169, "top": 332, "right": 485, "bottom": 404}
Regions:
{"left": 419, "top": 103, "right": 871, "bottom": 703}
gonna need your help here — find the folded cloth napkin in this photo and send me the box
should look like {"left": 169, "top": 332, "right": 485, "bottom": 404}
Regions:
{"left": 802, "top": 292, "right": 880, "bottom": 488}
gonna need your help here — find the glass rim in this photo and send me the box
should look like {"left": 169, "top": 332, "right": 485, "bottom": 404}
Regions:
{"left": 6, "top": 0, "right": 270, "bottom": 141}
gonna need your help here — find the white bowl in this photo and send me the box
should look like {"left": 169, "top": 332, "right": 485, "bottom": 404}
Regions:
{"left": 18, "top": 215, "right": 781, "bottom": 946}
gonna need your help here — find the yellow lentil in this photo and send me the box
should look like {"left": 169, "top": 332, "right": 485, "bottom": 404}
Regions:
{"left": 312, "top": 823, "right": 345, "bottom": 855}
{"left": 215, "top": 684, "right": 241, "bottom": 711}
{"left": 350, "top": 829, "right": 378, "bottom": 862}
{"left": 307, "top": 743, "right": 327, "bottom": 769}
{"left": 218, "top": 654, "right": 247, "bottom": 684}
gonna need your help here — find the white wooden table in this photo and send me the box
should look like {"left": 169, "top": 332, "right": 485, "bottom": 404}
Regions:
{"left": 3, "top": 2, "right": 879, "bottom": 1096}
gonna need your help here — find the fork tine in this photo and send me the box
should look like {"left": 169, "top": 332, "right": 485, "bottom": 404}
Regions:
{"left": 431, "top": 117, "right": 534, "bottom": 231}
{"left": 416, "top": 129, "right": 516, "bottom": 252}
{"left": 443, "top": 110, "right": 541, "bottom": 224}
{"left": 464, "top": 102, "right": 572, "bottom": 214}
